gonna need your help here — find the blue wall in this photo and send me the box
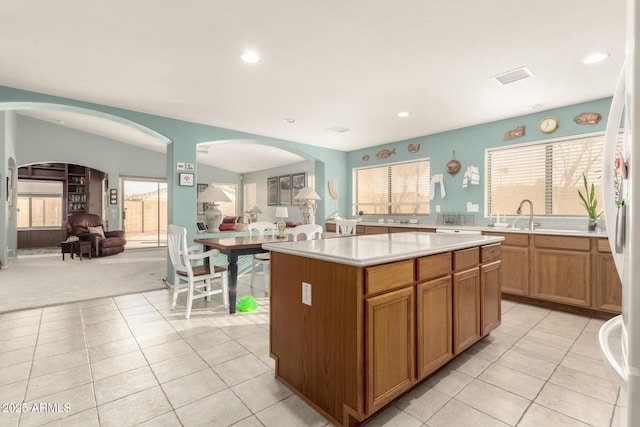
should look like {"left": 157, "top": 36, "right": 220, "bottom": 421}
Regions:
{"left": 0, "top": 84, "right": 614, "bottom": 273}
{"left": 347, "top": 97, "right": 612, "bottom": 224}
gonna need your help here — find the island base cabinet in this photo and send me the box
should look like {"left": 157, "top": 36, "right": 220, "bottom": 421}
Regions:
{"left": 365, "top": 286, "right": 415, "bottom": 415}
{"left": 269, "top": 253, "right": 363, "bottom": 427}
{"left": 416, "top": 276, "right": 453, "bottom": 380}
{"left": 269, "top": 242, "right": 502, "bottom": 427}
{"left": 481, "top": 260, "right": 502, "bottom": 336}
{"left": 453, "top": 267, "right": 481, "bottom": 354}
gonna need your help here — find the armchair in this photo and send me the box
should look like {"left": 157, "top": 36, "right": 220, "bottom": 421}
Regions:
{"left": 66, "top": 213, "right": 126, "bottom": 257}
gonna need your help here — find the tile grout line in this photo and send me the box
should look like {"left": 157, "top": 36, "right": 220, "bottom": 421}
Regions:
{"left": 17, "top": 308, "right": 44, "bottom": 426}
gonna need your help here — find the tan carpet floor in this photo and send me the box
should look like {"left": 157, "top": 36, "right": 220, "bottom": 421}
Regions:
{"left": 0, "top": 248, "right": 167, "bottom": 313}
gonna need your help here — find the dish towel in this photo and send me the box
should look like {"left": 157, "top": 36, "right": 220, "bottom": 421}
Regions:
{"left": 430, "top": 174, "right": 446, "bottom": 200}
{"left": 462, "top": 165, "right": 480, "bottom": 188}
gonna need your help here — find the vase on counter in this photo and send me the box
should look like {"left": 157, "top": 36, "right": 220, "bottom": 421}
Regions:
{"left": 588, "top": 218, "right": 598, "bottom": 231}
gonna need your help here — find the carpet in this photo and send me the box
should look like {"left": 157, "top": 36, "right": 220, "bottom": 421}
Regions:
{"left": 0, "top": 248, "right": 168, "bottom": 313}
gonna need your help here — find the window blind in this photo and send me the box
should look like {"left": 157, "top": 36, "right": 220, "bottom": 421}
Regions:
{"left": 486, "top": 132, "right": 619, "bottom": 217}
{"left": 354, "top": 159, "right": 430, "bottom": 215}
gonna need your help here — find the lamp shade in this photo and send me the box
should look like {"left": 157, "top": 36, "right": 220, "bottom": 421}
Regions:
{"left": 246, "top": 205, "right": 262, "bottom": 214}
{"left": 197, "top": 186, "right": 231, "bottom": 203}
{"left": 275, "top": 207, "right": 289, "bottom": 218}
{"left": 294, "top": 187, "right": 321, "bottom": 200}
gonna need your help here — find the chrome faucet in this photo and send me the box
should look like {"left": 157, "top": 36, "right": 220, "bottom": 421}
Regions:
{"left": 517, "top": 199, "right": 535, "bottom": 231}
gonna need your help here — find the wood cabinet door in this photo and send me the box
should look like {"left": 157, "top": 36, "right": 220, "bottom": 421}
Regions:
{"left": 595, "top": 253, "right": 622, "bottom": 313}
{"left": 481, "top": 260, "right": 502, "bottom": 336}
{"left": 416, "top": 276, "right": 452, "bottom": 380}
{"left": 453, "top": 267, "right": 480, "bottom": 354}
{"left": 365, "top": 286, "right": 415, "bottom": 415}
{"left": 500, "top": 245, "right": 530, "bottom": 296}
{"left": 532, "top": 249, "right": 591, "bottom": 307}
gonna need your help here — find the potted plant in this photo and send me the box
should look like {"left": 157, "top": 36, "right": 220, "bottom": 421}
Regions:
{"left": 577, "top": 173, "right": 602, "bottom": 231}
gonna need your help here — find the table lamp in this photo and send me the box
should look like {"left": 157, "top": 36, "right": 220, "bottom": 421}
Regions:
{"left": 246, "top": 205, "right": 262, "bottom": 223}
{"left": 275, "top": 206, "right": 289, "bottom": 239}
{"left": 294, "top": 187, "right": 321, "bottom": 224}
{"left": 197, "top": 186, "right": 231, "bottom": 232}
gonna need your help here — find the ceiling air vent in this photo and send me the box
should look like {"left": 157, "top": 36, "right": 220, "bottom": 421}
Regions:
{"left": 327, "top": 125, "right": 350, "bottom": 133}
{"left": 492, "top": 66, "right": 534, "bottom": 86}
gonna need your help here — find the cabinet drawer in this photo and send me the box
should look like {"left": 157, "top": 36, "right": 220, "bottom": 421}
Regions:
{"left": 365, "top": 259, "right": 415, "bottom": 295}
{"left": 484, "top": 232, "right": 529, "bottom": 247}
{"left": 417, "top": 252, "right": 452, "bottom": 282}
{"left": 389, "top": 227, "right": 418, "bottom": 233}
{"left": 534, "top": 235, "right": 590, "bottom": 251}
{"left": 481, "top": 244, "right": 501, "bottom": 263}
{"left": 597, "top": 238, "right": 612, "bottom": 253}
{"left": 365, "top": 226, "right": 389, "bottom": 235}
{"left": 453, "top": 247, "right": 479, "bottom": 271}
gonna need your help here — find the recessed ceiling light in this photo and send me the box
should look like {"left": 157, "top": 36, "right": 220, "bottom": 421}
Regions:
{"left": 582, "top": 53, "right": 610, "bottom": 64}
{"left": 283, "top": 118, "right": 296, "bottom": 124}
{"left": 397, "top": 112, "right": 410, "bottom": 118}
{"left": 240, "top": 51, "right": 261, "bottom": 63}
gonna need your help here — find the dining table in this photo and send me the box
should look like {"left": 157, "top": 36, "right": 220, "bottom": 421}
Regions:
{"left": 194, "top": 232, "right": 339, "bottom": 314}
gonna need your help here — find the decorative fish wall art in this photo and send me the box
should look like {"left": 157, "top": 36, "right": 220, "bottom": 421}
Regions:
{"left": 362, "top": 154, "right": 370, "bottom": 161}
{"left": 407, "top": 143, "right": 420, "bottom": 153}
{"left": 376, "top": 149, "right": 396, "bottom": 159}
{"left": 574, "top": 112, "right": 602, "bottom": 125}
{"left": 504, "top": 125, "right": 525, "bottom": 141}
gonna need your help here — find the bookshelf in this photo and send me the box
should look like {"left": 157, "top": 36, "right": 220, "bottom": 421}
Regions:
{"left": 67, "top": 164, "right": 87, "bottom": 214}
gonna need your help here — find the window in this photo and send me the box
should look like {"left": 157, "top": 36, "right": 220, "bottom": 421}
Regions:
{"left": 214, "top": 183, "right": 237, "bottom": 217}
{"left": 354, "top": 159, "right": 430, "bottom": 215}
{"left": 485, "top": 132, "right": 621, "bottom": 217}
{"left": 16, "top": 180, "right": 64, "bottom": 228}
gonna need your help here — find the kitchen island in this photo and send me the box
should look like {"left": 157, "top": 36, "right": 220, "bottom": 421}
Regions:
{"left": 263, "top": 232, "right": 504, "bottom": 426}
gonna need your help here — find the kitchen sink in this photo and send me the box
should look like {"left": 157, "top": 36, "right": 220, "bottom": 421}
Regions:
{"left": 534, "top": 228, "right": 581, "bottom": 233}
{"left": 515, "top": 228, "right": 581, "bottom": 233}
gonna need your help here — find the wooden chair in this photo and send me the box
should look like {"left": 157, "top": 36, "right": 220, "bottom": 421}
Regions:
{"left": 248, "top": 221, "right": 277, "bottom": 293}
{"left": 336, "top": 219, "right": 358, "bottom": 236}
{"left": 292, "top": 224, "right": 323, "bottom": 241}
{"left": 167, "top": 224, "right": 228, "bottom": 318}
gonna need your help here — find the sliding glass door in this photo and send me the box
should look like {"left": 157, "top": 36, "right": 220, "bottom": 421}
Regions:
{"left": 123, "top": 179, "right": 167, "bottom": 248}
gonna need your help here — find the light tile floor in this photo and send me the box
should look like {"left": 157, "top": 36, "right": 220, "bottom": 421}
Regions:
{"left": 0, "top": 275, "right": 624, "bottom": 427}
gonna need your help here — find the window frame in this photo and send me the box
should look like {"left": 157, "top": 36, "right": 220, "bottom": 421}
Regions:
{"left": 352, "top": 158, "right": 431, "bottom": 216}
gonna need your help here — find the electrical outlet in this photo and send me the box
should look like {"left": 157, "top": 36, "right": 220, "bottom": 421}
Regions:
{"left": 436, "top": 205, "right": 441, "bottom": 213}
{"left": 302, "top": 282, "right": 312, "bottom": 306}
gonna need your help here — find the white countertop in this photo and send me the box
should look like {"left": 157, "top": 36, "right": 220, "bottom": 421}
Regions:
{"left": 262, "top": 232, "right": 504, "bottom": 267}
{"left": 327, "top": 220, "right": 609, "bottom": 238}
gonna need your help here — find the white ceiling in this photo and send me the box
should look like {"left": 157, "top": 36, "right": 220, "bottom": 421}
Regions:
{"left": 0, "top": 0, "right": 626, "bottom": 172}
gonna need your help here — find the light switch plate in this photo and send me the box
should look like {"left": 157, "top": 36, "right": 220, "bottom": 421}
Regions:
{"left": 302, "top": 282, "right": 312, "bottom": 306}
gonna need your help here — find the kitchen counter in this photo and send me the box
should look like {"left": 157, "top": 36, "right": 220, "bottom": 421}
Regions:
{"left": 262, "top": 231, "right": 504, "bottom": 267}
{"left": 326, "top": 219, "right": 608, "bottom": 238}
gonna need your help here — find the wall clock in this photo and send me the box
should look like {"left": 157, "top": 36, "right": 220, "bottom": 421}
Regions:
{"left": 538, "top": 116, "right": 559, "bottom": 134}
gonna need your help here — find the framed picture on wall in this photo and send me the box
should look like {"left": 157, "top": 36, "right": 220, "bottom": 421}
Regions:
{"left": 179, "top": 173, "right": 194, "bottom": 187}
{"left": 279, "top": 175, "right": 292, "bottom": 205}
{"left": 267, "top": 177, "right": 279, "bottom": 206}
{"left": 197, "top": 183, "right": 208, "bottom": 213}
{"left": 291, "top": 172, "right": 306, "bottom": 204}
